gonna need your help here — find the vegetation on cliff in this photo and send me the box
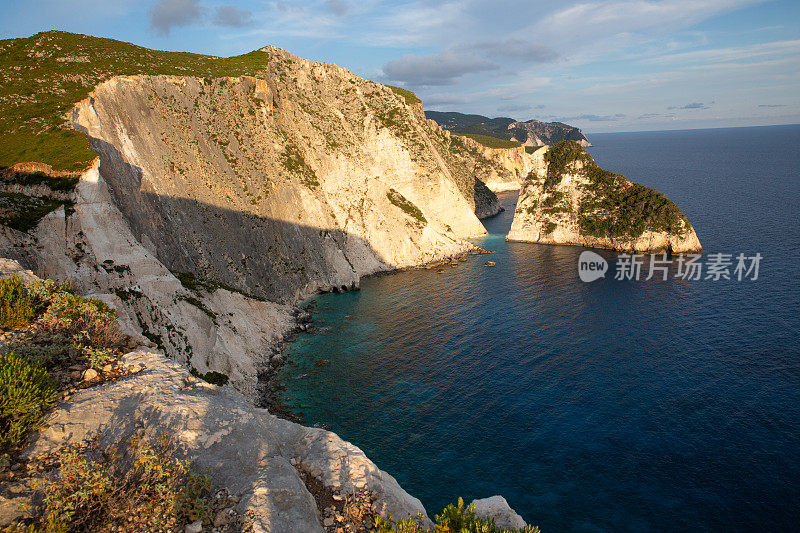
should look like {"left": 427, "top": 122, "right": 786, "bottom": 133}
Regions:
{"left": 0, "top": 30, "right": 275, "bottom": 172}
{"left": 376, "top": 497, "right": 540, "bottom": 533}
{"left": 459, "top": 134, "right": 522, "bottom": 149}
{"left": 387, "top": 188, "right": 427, "bottom": 226}
{"left": 545, "top": 141, "right": 690, "bottom": 239}
{"left": 37, "top": 434, "right": 221, "bottom": 532}
{"left": 426, "top": 111, "right": 590, "bottom": 147}
{"left": 387, "top": 85, "right": 422, "bottom": 106}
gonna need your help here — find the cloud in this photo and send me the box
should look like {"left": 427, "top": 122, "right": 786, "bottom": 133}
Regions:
{"left": 498, "top": 104, "right": 533, "bottom": 112}
{"left": 213, "top": 5, "right": 254, "bottom": 27}
{"left": 326, "top": 0, "right": 348, "bottom": 16}
{"left": 668, "top": 102, "right": 713, "bottom": 110}
{"left": 758, "top": 104, "right": 786, "bottom": 108}
{"left": 472, "top": 39, "right": 558, "bottom": 63}
{"left": 148, "top": 0, "right": 202, "bottom": 36}
{"left": 556, "top": 113, "right": 626, "bottom": 122}
{"left": 637, "top": 113, "right": 662, "bottom": 120}
{"left": 382, "top": 51, "right": 498, "bottom": 86}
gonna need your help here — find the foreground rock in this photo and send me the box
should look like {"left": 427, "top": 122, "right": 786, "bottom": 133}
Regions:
{"left": 470, "top": 496, "right": 527, "bottom": 529}
{"left": 507, "top": 141, "right": 702, "bottom": 253}
{"left": 24, "top": 349, "right": 429, "bottom": 532}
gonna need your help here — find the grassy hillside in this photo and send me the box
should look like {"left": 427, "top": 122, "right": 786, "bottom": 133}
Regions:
{"left": 459, "top": 133, "right": 522, "bottom": 149}
{"left": 0, "top": 31, "right": 277, "bottom": 173}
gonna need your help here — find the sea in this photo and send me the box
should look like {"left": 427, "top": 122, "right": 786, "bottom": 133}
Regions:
{"left": 274, "top": 124, "right": 800, "bottom": 532}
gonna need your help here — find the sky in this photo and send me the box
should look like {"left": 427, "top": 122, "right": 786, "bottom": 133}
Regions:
{"left": 1, "top": 0, "right": 799, "bottom": 133}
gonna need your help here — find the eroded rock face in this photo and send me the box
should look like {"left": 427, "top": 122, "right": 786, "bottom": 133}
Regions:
{"left": 24, "top": 349, "right": 430, "bottom": 532}
{"left": 507, "top": 142, "right": 702, "bottom": 253}
{"left": 470, "top": 496, "right": 527, "bottom": 530}
{"left": 71, "top": 57, "right": 487, "bottom": 303}
{"left": 430, "top": 126, "right": 548, "bottom": 192}
{"left": 18, "top": 162, "right": 297, "bottom": 398}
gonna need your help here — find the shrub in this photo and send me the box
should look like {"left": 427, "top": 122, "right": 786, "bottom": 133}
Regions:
{"left": 190, "top": 368, "right": 229, "bottom": 386}
{"left": 0, "top": 276, "right": 36, "bottom": 328}
{"left": 0, "top": 351, "right": 57, "bottom": 453}
{"left": 39, "top": 291, "right": 122, "bottom": 350}
{"left": 42, "top": 434, "right": 213, "bottom": 532}
{"left": 375, "top": 497, "right": 540, "bottom": 533}
{"left": 387, "top": 189, "right": 427, "bottom": 226}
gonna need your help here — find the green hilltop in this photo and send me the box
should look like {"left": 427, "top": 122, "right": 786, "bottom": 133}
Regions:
{"left": 0, "top": 31, "right": 280, "bottom": 172}
{"left": 0, "top": 31, "right": 422, "bottom": 174}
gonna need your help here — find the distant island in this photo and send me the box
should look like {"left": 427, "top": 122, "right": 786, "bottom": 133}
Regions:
{"left": 426, "top": 111, "right": 592, "bottom": 147}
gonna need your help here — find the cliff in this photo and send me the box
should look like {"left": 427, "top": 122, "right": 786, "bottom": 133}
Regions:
{"left": 426, "top": 111, "right": 591, "bottom": 147}
{"left": 0, "top": 31, "right": 536, "bottom": 531}
{"left": 71, "top": 66, "right": 486, "bottom": 304}
{"left": 507, "top": 142, "right": 702, "bottom": 253}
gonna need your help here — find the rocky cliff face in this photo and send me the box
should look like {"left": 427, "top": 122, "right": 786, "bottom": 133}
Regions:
{"left": 507, "top": 142, "right": 702, "bottom": 253}
{"left": 447, "top": 132, "right": 547, "bottom": 191}
{"left": 71, "top": 49, "right": 487, "bottom": 304}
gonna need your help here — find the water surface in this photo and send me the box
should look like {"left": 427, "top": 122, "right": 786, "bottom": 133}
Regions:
{"left": 276, "top": 125, "right": 800, "bottom": 532}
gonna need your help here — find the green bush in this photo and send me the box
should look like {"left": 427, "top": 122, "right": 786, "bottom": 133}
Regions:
{"left": 39, "top": 290, "right": 122, "bottom": 350}
{"left": 0, "top": 276, "right": 36, "bottom": 328}
{"left": 0, "top": 351, "right": 57, "bottom": 453}
{"left": 376, "top": 497, "right": 540, "bottom": 533}
{"left": 42, "top": 435, "right": 213, "bottom": 532}
{"left": 387, "top": 188, "right": 427, "bottom": 226}
{"left": 190, "top": 368, "right": 229, "bottom": 386}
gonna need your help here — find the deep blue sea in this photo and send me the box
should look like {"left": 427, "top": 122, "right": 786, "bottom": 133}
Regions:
{"left": 275, "top": 125, "right": 800, "bottom": 532}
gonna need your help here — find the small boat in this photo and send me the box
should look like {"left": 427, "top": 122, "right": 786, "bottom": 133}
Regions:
{"left": 484, "top": 261, "right": 496, "bottom": 267}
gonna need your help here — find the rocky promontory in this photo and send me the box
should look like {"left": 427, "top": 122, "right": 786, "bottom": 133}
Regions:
{"left": 507, "top": 141, "right": 702, "bottom": 253}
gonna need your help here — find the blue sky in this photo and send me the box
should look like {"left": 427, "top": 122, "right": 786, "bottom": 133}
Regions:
{"left": 1, "top": 0, "right": 798, "bottom": 133}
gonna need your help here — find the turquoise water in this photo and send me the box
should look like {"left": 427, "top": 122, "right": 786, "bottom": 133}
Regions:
{"left": 274, "top": 125, "right": 800, "bottom": 532}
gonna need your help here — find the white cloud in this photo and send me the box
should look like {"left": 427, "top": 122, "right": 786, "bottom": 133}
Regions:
{"left": 148, "top": 0, "right": 202, "bottom": 37}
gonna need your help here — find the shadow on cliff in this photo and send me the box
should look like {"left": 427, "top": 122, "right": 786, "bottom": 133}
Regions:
{"left": 88, "top": 137, "right": 444, "bottom": 305}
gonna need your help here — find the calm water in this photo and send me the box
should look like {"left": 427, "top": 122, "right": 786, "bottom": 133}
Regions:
{"left": 276, "top": 125, "right": 800, "bottom": 532}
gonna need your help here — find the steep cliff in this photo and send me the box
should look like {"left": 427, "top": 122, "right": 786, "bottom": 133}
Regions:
{"left": 507, "top": 141, "right": 702, "bottom": 253}
{"left": 0, "top": 32, "right": 537, "bottom": 531}
{"left": 71, "top": 53, "right": 486, "bottom": 304}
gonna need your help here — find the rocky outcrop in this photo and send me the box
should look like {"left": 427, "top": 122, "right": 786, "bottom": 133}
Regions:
{"left": 71, "top": 54, "right": 486, "bottom": 304}
{"left": 23, "top": 348, "right": 430, "bottom": 532}
{"left": 474, "top": 178, "right": 503, "bottom": 218}
{"left": 507, "top": 142, "right": 702, "bottom": 253}
{"left": 470, "top": 496, "right": 527, "bottom": 530}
